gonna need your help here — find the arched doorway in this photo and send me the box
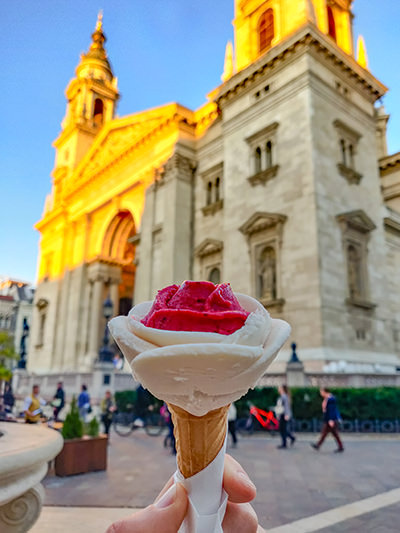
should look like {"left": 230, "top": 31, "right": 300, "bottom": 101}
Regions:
{"left": 102, "top": 210, "right": 136, "bottom": 315}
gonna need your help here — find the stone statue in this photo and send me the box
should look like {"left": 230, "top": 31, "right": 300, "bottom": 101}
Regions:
{"left": 258, "top": 247, "right": 276, "bottom": 300}
{"left": 347, "top": 245, "right": 362, "bottom": 299}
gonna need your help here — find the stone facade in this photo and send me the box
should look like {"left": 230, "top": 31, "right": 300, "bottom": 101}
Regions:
{"left": 30, "top": 2, "right": 400, "bottom": 375}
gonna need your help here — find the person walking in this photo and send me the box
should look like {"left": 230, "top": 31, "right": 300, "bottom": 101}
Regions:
{"left": 101, "top": 390, "right": 116, "bottom": 436}
{"left": 311, "top": 387, "right": 344, "bottom": 453}
{"left": 78, "top": 384, "right": 91, "bottom": 422}
{"left": 3, "top": 382, "right": 15, "bottom": 415}
{"left": 52, "top": 381, "right": 65, "bottom": 421}
{"left": 276, "top": 385, "right": 295, "bottom": 449}
{"left": 24, "top": 384, "right": 46, "bottom": 424}
{"left": 228, "top": 402, "right": 238, "bottom": 448}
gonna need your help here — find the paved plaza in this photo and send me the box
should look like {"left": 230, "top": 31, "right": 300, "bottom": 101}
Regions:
{"left": 32, "top": 430, "right": 400, "bottom": 532}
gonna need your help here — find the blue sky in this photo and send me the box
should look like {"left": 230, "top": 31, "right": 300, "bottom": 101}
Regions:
{"left": 1, "top": 1, "right": 399, "bottom": 285}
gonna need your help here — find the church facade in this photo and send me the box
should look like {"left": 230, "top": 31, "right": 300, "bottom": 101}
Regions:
{"left": 30, "top": 0, "right": 400, "bottom": 375}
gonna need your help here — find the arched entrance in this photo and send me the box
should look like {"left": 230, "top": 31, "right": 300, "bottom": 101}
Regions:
{"left": 102, "top": 210, "right": 136, "bottom": 316}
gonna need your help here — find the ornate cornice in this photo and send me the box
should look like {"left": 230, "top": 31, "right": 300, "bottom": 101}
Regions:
{"left": 202, "top": 199, "right": 224, "bottom": 216}
{"left": 336, "top": 210, "right": 376, "bottom": 234}
{"left": 379, "top": 151, "right": 400, "bottom": 174}
{"left": 239, "top": 212, "right": 287, "bottom": 236}
{"left": 384, "top": 209, "right": 400, "bottom": 234}
{"left": 216, "top": 25, "right": 386, "bottom": 108}
{"left": 337, "top": 163, "right": 363, "bottom": 185}
{"left": 194, "top": 238, "right": 223, "bottom": 258}
{"left": 248, "top": 165, "right": 279, "bottom": 186}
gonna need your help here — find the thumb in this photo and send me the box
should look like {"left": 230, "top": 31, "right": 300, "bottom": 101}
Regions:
{"left": 107, "top": 483, "right": 188, "bottom": 533}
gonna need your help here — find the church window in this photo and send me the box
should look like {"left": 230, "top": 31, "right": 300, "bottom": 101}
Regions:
{"left": 206, "top": 182, "right": 213, "bottom": 205}
{"left": 255, "top": 147, "right": 262, "bottom": 173}
{"left": 201, "top": 163, "right": 224, "bottom": 216}
{"left": 348, "top": 144, "right": 354, "bottom": 169}
{"left": 215, "top": 177, "right": 220, "bottom": 202}
{"left": 208, "top": 267, "right": 221, "bottom": 285}
{"left": 246, "top": 122, "right": 279, "bottom": 186}
{"left": 239, "top": 212, "right": 287, "bottom": 311}
{"left": 340, "top": 139, "right": 347, "bottom": 166}
{"left": 327, "top": 6, "right": 336, "bottom": 42}
{"left": 259, "top": 9, "right": 274, "bottom": 53}
{"left": 334, "top": 120, "right": 363, "bottom": 184}
{"left": 93, "top": 98, "right": 104, "bottom": 126}
{"left": 336, "top": 210, "right": 377, "bottom": 309}
{"left": 266, "top": 141, "right": 273, "bottom": 168}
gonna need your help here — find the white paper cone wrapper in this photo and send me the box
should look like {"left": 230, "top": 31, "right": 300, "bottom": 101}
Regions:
{"left": 174, "top": 436, "right": 228, "bottom": 533}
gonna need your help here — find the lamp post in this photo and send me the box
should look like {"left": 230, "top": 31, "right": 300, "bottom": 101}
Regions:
{"left": 289, "top": 342, "right": 300, "bottom": 363}
{"left": 98, "top": 296, "right": 114, "bottom": 363}
{"left": 17, "top": 318, "right": 29, "bottom": 369}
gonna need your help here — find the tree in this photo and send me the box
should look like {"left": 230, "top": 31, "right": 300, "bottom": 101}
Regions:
{"left": 0, "top": 331, "right": 17, "bottom": 386}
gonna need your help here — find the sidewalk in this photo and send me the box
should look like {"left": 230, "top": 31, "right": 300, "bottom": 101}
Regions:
{"left": 33, "top": 431, "right": 400, "bottom": 532}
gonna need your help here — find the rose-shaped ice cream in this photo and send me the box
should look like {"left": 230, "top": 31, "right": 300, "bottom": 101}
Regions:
{"left": 109, "top": 280, "right": 291, "bottom": 416}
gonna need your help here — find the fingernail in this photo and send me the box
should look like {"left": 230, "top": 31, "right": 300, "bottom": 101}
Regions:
{"left": 155, "top": 484, "right": 177, "bottom": 508}
{"left": 237, "top": 471, "right": 256, "bottom": 490}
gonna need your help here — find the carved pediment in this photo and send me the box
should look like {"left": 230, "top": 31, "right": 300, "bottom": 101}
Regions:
{"left": 82, "top": 117, "right": 165, "bottom": 177}
{"left": 336, "top": 210, "right": 376, "bottom": 234}
{"left": 195, "top": 238, "right": 223, "bottom": 258}
{"left": 239, "top": 212, "right": 287, "bottom": 236}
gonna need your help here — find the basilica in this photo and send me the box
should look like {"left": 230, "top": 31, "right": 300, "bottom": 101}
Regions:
{"left": 30, "top": 0, "right": 400, "bottom": 375}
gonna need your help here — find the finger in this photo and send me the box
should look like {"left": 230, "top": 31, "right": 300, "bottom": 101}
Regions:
{"left": 222, "top": 501, "right": 259, "bottom": 533}
{"left": 223, "top": 454, "right": 257, "bottom": 504}
{"left": 106, "top": 483, "right": 188, "bottom": 533}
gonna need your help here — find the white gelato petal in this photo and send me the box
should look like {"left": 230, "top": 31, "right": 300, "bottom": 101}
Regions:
{"left": 109, "top": 293, "right": 291, "bottom": 417}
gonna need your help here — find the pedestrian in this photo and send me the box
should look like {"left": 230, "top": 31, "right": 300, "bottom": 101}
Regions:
{"left": 161, "top": 402, "right": 176, "bottom": 455}
{"left": 77, "top": 384, "right": 91, "bottom": 422}
{"left": 52, "top": 381, "right": 65, "bottom": 421}
{"left": 101, "top": 390, "right": 116, "bottom": 435}
{"left": 3, "top": 382, "right": 15, "bottom": 415}
{"left": 311, "top": 387, "right": 344, "bottom": 453}
{"left": 276, "top": 384, "right": 295, "bottom": 449}
{"left": 24, "top": 384, "right": 46, "bottom": 424}
{"left": 228, "top": 402, "right": 238, "bottom": 448}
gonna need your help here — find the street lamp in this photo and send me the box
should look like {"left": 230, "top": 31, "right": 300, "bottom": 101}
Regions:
{"left": 17, "top": 318, "right": 29, "bottom": 369}
{"left": 98, "top": 296, "right": 114, "bottom": 363}
{"left": 289, "top": 342, "right": 300, "bottom": 364}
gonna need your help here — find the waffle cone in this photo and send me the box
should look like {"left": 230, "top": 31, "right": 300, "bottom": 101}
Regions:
{"left": 168, "top": 403, "right": 229, "bottom": 478}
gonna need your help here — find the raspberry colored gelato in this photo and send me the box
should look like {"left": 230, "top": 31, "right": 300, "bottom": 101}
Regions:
{"left": 141, "top": 281, "right": 249, "bottom": 334}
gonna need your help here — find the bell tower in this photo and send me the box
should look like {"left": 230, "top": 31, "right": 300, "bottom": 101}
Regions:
{"left": 53, "top": 12, "right": 119, "bottom": 178}
{"left": 233, "top": 0, "right": 354, "bottom": 72}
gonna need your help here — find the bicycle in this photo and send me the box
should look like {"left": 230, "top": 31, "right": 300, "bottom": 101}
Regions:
{"left": 237, "top": 405, "right": 279, "bottom": 436}
{"left": 112, "top": 404, "right": 167, "bottom": 437}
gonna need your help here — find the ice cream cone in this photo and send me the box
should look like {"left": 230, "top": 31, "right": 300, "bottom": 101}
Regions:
{"left": 168, "top": 403, "right": 230, "bottom": 478}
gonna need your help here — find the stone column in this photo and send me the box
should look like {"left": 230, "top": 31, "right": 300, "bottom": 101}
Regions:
{"left": 110, "top": 282, "right": 119, "bottom": 316}
{"left": 87, "top": 277, "right": 104, "bottom": 361}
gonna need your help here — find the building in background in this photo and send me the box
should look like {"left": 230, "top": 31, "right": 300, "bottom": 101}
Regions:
{"left": 31, "top": 1, "right": 400, "bottom": 375}
{"left": 0, "top": 278, "right": 35, "bottom": 359}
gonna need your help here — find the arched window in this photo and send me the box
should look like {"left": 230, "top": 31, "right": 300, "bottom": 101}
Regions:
{"left": 255, "top": 147, "right": 262, "bottom": 173}
{"left": 348, "top": 144, "right": 354, "bottom": 169}
{"left": 93, "top": 98, "right": 104, "bottom": 126}
{"left": 259, "top": 9, "right": 274, "bottom": 53}
{"left": 215, "top": 177, "right": 220, "bottom": 202}
{"left": 266, "top": 141, "right": 273, "bottom": 168}
{"left": 327, "top": 6, "right": 336, "bottom": 42}
{"left": 208, "top": 267, "right": 221, "bottom": 285}
{"left": 206, "top": 182, "right": 213, "bottom": 205}
{"left": 340, "top": 139, "right": 347, "bottom": 166}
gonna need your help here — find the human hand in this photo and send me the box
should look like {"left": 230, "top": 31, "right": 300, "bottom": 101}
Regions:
{"left": 106, "top": 453, "right": 265, "bottom": 533}
{"left": 328, "top": 420, "right": 335, "bottom": 428}
{"left": 284, "top": 415, "right": 289, "bottom": 421}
